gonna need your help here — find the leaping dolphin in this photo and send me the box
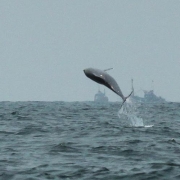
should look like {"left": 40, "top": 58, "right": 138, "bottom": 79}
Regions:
{"left": 83, "top": 68, "right": 133, "bottom": 108}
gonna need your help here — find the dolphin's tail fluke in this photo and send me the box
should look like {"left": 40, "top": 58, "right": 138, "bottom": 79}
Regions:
{"left": 120, "top": 90, "right": 134, "bottom": 109}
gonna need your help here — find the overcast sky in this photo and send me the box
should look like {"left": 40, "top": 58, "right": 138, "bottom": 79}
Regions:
{"left": 0, "top": 0, "right": 180, "bottom": 102}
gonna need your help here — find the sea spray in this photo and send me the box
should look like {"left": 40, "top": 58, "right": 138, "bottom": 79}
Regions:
{"left": 118, "top": 98, "right": 152, "bottom": 127}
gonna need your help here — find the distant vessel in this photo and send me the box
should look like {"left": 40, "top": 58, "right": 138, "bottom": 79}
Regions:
{"left": 94, "top": 90, "right": 108, "bottom": 102}
{"left": 130, "top": 79, "right": 166, "bottom": 103}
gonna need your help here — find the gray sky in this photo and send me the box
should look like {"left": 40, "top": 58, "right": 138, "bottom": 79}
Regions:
{"left": 0, "top": 0, "right": 180, "bottom": 102}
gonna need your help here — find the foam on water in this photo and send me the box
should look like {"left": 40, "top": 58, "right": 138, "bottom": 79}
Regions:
{"left": 118, "top": 98, "right": 153, "bottom": 127}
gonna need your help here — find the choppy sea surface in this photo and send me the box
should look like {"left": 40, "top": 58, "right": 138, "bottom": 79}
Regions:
{"left": 1, "top": 101, "right": 180, "bottom": 180}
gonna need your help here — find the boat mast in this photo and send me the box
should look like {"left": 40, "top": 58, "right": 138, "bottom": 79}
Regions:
{"left": 131, "top": 79, "right": 134, "bottom": 96}
{"left": 151, "top": 80, "right": 154, "bottom": 91}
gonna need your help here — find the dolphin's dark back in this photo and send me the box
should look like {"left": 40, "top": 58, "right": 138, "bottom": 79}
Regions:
{"left": 84, "top": 68, "right": 125, "bottom": 100}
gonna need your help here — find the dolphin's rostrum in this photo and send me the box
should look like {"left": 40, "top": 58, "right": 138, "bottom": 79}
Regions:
{"left": 83, "top": 68, "right": 133, "bottom": 107}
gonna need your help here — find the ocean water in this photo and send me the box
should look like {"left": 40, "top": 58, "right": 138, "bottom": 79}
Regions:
{"left": 0, "top": 101, "right": 180, "bottom": 180}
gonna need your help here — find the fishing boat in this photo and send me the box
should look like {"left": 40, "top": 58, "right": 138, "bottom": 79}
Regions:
{"left": 130, "top": 79, "right": 166, "bottom": 103}
{"left": 94, "top": 90, "right": 108, "bottom": 102}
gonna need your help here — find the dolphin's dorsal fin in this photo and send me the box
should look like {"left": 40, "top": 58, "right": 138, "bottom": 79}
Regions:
{"left": 104, "top": 68, "right": 113, "bottom": 72}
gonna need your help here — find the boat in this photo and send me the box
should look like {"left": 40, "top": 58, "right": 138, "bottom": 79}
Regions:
{"left": 94, "top": 90, "right": 108, "bottom": 102}
{"left": 130, "top": 79, "right": 166, "bottom": 103}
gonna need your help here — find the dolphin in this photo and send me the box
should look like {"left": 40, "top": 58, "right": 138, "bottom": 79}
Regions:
{"left": 83, "top": 68, "right": 133, "bottom": 108}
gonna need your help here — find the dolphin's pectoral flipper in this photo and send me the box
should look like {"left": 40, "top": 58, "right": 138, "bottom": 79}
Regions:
{"left": 104, "top": 68, "right": 113, "bottom": 72}
{"left": 120, "top": 90, "right": 134, "bottom": 109}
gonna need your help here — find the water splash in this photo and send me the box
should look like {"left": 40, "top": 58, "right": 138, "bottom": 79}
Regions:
{"left": 118, "top": 98, "right": 153, "bottom": 127}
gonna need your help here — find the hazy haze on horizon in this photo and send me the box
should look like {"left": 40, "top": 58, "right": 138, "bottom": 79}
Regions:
{"left": 0, "top": 1, "right": 180, "bottom": 102}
